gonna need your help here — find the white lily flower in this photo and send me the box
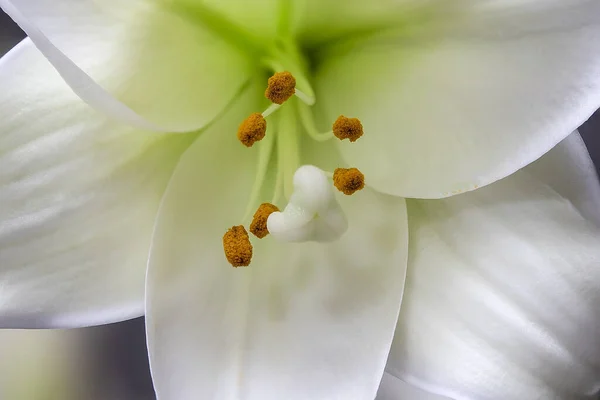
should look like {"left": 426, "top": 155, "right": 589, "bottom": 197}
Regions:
{"left": 0, "top": 1, "right": 599, "bottom": 400}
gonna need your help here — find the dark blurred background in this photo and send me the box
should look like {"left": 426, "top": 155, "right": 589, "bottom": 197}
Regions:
{"left": 1, "top": 9, "right": 599, "bottom": 400}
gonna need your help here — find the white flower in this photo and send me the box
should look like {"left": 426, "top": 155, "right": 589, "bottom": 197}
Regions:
{"left": 0, "top": 1, "right": 599, "bottom": 399}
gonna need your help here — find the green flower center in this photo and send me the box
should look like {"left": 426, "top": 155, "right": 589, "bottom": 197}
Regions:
{"left": 169, "top": 1, "right": 369, "bottom": 266}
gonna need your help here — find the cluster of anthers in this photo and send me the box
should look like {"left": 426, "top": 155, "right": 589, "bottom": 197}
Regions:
{"left": 223, "top": 71, "right": 366, "bottom": 268}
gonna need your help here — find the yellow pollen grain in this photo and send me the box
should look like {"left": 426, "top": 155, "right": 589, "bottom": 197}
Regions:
{"left": 250, "top": 203, "right": 279, "bottom": 239}
{"left": 333, "top": 168, "right": 365, "bottom": 195}
{"left": 222, "top": 225, "right": 253, "bottom": 267}
{"left": 332, "top": 115, "right": 364, "bottom": 142}
{"left": 237, "top": 113, "right": 267, "bottom": 147}
{"left": 265, "top": 71, "right": 296, "bottom": 104}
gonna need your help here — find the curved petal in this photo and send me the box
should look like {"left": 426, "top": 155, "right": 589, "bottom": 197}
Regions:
{"left": 0, "top": 0, "right": 251, "bottom": 132}
{"left": 298, "top": 0, "right": 444, "bottom": 44}
{"left": 178, "top": 0, "right": 443, "bottom": 45}
{"left": 377, "top": 372, "right": 451, "bottom": 400}
{"left": 146, "top": 103, "right": 408, "bottom": 399}
{"left": 526, "top": 130, "right": 600, "bottom": 227}
{"left": 0, "top": 39, "right": 191, "bottom": 328}
{"left": 315, "top": 1, "right": 600, "bottom": 198}
{"left": 386, "top": 170, "right": 600, "bottom": 399}
{"left": 188, "top": 0, "right": 279, "bottom": 39}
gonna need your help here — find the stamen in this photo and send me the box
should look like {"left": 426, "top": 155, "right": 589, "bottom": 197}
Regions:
{"left": 265, "top": 71, "right": 296, "bottom": 105}
{"left": 238, "top": 113, "right": 267, "bottom": 147}
{"left": 333, "top": 168, "right": 365, "bottom": 195}
{"left": 222, "top": 225, "right": 253, "bottom": 267}
{"left": 261, "top": 103, "right": 281, "bottom": 118}
{"left": 297, "top": 102, "right": 334, "bottom": 142}
{"left": 250, "top": 203, "right": 280, "bottom": 238}
{"left": 294, "top": 88, "right": 314, "bottom": 106}
{"left": 332, "top": 116, "right": 364, "bottom": 142}
{"left": 262, "top": 42, "right": 315, "bottom": 105}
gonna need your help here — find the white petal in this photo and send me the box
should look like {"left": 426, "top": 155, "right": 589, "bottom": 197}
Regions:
{"left": 316, "top": 1, "right": 600, "bottom": 198}
{"left": 0, "top": 39, "right": 188, "bottom": 328}
{"left": 298, "top": 0, "right": 438, "bottom": 44}
{"left": 0, "top": 0, "right": 251, "bottom": 132}
{"left": 387, "top": 170, "right": 600, "bottom": 399}
{"left": 377, "top": 373, "right": 451, "bottom": 400}
{"left": 526, "top": 130, "right": 600, "bottom": 227}
{"left": 146, "top": 97, "right": 408, "bottom": 399}
{"left": 191, "top": 0, "right": 279, "bottom": 39}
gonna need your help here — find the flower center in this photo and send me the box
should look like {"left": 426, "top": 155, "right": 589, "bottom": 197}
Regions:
{"left": 222, "top": 68, "right": 365, "bottom": 268}
{"left": 192, "top": 2, "right": 368, "bottom": 267}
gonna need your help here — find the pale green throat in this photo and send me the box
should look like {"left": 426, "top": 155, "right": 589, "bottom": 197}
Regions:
{"left": 171, "top": 1, "right": 368, "bottom": 267}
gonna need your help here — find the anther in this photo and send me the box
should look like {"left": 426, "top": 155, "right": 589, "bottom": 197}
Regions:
{"left": 333, "top": 168, "right": 365, "bottom": 195}
{"left": 332, "top": 116, "right": 364, "bottom": 142}
{"left": 222, "top": 225, "right": 253, "bottom": 267}
{"left": 237, "top": 113, "right": 267, "bottom": 147}
{"left": 265, "top": 71, "right": 296, "bottom": 104}
{"left": 250, "top": 203, "right": 279, "bottom": 238}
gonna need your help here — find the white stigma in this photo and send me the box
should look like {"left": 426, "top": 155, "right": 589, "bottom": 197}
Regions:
{"left": 267, "top": 165, "right": 348, "bottom": 243}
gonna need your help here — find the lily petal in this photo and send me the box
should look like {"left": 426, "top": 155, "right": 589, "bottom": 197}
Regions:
{"left": 316, "top": 1, "right": 600, "bottom": 198}
{"left": 146, "top": 97, "right": 408, "bottom": 399}
{"left": 377, "top": 372, "right": 451, "bottom": 400}
{"left": 0, "top": 0, "right": 251, "bottom": 132}
{"left": 298, "top": 0, "right": 443, "bottom": 44}
{"left": 186, "top": 0, "right": 280, "bottom": 39}
{"left": 0, "top": 39, "right": 190, "bottom": 328}
{"left": 386, "top": 168, "right": 600, "bottom": 399}
{"left": 526, "top": 130, "right": 600, "bottom": 227}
